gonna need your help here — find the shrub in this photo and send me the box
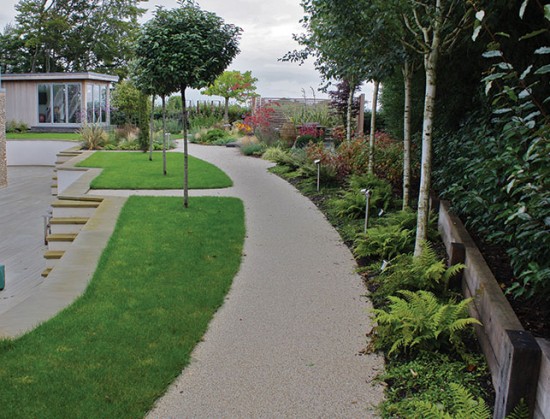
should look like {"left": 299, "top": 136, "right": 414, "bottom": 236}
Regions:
{"left": 295, "top": 134, "right": 318, "bottom": 148}
{"left": 263, "top": 147, "right": 289, "bottom": 164}
{"left": 80, "top": 124, "right": 108, "bottom": 150}
{"left": 6, "top": 120, "right": 29, "bottom": 133}
{"left": 330, "top": 174, "right": 393, "bottom": 219}
{"left": 370, "top": 290, "right": 481, "bottom": 357}
{"left": 369, "top": 240, "right": 462, "bottom": 304}
{"left": 241, "top": 143, "right": 266, "bottom": 156}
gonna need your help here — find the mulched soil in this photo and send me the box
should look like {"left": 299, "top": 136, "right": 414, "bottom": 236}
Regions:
{"left": 469, "top": 231, "right": 550, "bottom": 339}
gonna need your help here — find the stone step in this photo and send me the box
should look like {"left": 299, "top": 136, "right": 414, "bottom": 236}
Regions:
{"left": 51, "top": 199, "right": 101, "bottom": 218}
{"left": 41, "top": 267, "right": 53, "bottom": 278}
{"left": 49, "top": 217, "right": 89, "bottom": 234}
{"left": 44, "top": 250, "right": 65, "bottom": 260}
{"left": 47, "top": 233, "right": 77, "bottom": 251}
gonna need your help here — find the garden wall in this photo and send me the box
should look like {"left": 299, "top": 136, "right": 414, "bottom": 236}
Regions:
{"left": 437, "top": 199, "right": 549, "bottom": 418}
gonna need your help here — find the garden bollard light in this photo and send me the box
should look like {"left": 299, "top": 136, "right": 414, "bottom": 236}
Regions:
{"left": 314, "top": 159, "right": 321, "bottom": 192}
{"left": 361, "top": 188, "right": 372, "bottom": 234}
{"left": 0, "top": 264, "right": 5, "bottom": 291}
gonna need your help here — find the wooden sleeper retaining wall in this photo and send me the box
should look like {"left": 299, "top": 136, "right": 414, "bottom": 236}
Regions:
{"left": 437, "top": 199, "right": 548, "bottom": 418}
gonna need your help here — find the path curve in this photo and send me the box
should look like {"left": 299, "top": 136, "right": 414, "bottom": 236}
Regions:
{"left": 140, "top": 143, "right": 385, "bottom": 417}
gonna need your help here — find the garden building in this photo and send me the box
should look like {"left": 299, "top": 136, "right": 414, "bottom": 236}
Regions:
{"left": 1, "top": 72, "right": 118, "bottom": 131}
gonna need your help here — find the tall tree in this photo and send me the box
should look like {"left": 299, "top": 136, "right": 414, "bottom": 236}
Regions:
{"left": 3, "top": 0, "right": 145, "bottom": 77}
{"left": 201, "top": 70, "right": 258, "bottom": 124}
{"left": 381, "top": 0, "right": 472, "bottom": 255}
{"left": 136, "top": 0, "right": 241, "bottom": 208}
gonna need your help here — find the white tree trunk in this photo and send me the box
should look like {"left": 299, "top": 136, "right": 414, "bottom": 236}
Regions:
{"left": 414, "top": 48, "right": 439, "bottom": 257}
{"left": 368, "top": 80, "right": 379, "bottom": 174}
{"left": 402, "top": 63, "right": 412, "bottom": 209}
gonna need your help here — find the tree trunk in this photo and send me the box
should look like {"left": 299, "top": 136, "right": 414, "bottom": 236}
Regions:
{"left": 402, "top": 63, "right": 412, "bottom": 209}
{"left": 224, "top": 96, "right": 229, "bottom": 125}
{"left": 162, "top": 95, "right": 167, "bottom": 176}
{"left": 346, "top": 85, "right": 353, "bottom": 142}
{"left": 414, "top": 48, "right": 439, "bottom": 257}
{"left": 368, "top": 80, "right": 379, "bottom": 174}
{"left": 181, "top": 86, "right": 189, "bottom": 208}
{"left": 149, "top": 94, "right": 155, "bottom": 161}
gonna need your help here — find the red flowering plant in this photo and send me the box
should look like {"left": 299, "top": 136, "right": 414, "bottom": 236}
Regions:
{"left": 242, "top": 103, "right": 278, "bottom": 134}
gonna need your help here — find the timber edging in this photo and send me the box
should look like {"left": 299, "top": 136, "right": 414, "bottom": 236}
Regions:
{"left": 437, "top": 199, "right": 549, "bottom": 418}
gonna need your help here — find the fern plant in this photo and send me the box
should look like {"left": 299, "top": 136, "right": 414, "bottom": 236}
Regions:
{"left": 353, "top": 209, "right": 418, "bottom": 261}
{"left": 329, "top": 174, "right": 392, "bottom": 219}
{"left": 370, "top": 241, "right": 465, "bottom": 304}
{"left": 408, "top": 383, "right": 491, "bottom": 419}
{"left": 371, "top": 290, "right": 481, "bottom": 357}
{"left": 354, "top": 224, "right": 414, "bottom": 261}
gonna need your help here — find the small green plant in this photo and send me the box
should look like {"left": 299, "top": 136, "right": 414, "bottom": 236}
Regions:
{"left": 263, "top": 147, "right": 290, "bottom": 163}
{"left": 330, "top": 174, "right": 392, "bottom": 219}
{"left": 353, "top": 209, "right": 418, "bottom": 262}
{"left": 369, "top": 241, "right": 464, "bottom": 303}
{"left": 407, "top": 383, "right": 491, "bottom": 419}
{"left": 79, "top": 124, "right": 108, "bottom": 150}
{"left": 241, "top": 142, "right": 266, "bottom": 156}
{"left": 370, "top": 290, "right": 481, "bottom": 357}
{"left": 6, "top": 120, "right": 29, "bottom": 133}
{"left": 379, "top": 351, "right": 491, "bottom": 417}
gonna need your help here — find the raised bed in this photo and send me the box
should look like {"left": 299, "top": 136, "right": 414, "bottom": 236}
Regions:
{"left": 436, "top": 199, "right": 549, "bottom": 418}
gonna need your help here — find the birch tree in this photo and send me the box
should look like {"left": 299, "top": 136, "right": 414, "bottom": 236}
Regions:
{"left": 383, "top": 0, "right": 472, "bottom": 255}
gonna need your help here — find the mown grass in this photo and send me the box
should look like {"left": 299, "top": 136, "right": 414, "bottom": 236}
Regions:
{"left": 6, "top": 132, "right": 81, "bottom": 140}
{"left": 0, "top": 196, "right": 245, "bottom": 418}
{"left": 77, "top": 151, "right": 232, "bottom": 189}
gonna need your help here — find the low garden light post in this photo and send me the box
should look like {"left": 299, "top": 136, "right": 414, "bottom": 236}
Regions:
{"left": 361, "top": 188, "right": 371, "bottom": 234}
{"left": 314, "top": 159, "right": 321, "bottom": 192}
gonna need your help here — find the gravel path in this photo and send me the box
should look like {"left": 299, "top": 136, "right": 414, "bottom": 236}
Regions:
{"left": 139, "top": 143, "right": 385, "bottom": 418}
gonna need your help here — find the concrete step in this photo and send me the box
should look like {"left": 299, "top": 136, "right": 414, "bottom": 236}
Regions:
{"left": 51, "top": 199, "right": 101, "bottom": 218}
{"left": 47, "top": 233, "right": 77, "bottom": 251}
{"left": 41, "top": 267, "right": 53, "bottom": 278}
{"left": 44, "top": 250, "right": 65, "bottom": 260}
{"left": 49, "top": 217, "right": 89, "bottom": 234}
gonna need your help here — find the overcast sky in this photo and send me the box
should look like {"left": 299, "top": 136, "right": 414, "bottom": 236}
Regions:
{"left": 0, "top": 0, "right": 374, "bottom": 104}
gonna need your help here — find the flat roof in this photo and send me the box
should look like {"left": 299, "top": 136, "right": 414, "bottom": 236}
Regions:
{"left": 2, "top": 72, "right": 119, "bottom": 83}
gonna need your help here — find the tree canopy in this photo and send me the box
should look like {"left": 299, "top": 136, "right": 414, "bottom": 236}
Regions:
{"left": 0, "top": 0, "right": 145, "bottom": 77}
{"left": 134, "top": 0, "right": 241, "bottom": 207}
{"left": 201, "top": 70, "right": 257, "bottom": 123}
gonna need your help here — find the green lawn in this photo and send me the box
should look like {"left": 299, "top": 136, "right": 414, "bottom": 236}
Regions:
{"left": 6, "top": 132, "right": 81, "bottom": 140}
{"left": 0, "top": 196, "right": 245, "bottom": 418}
{"left": 77, "top": 151, "right": 233, "bottom": 189}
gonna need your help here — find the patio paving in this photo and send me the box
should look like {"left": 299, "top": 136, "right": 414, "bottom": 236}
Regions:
{"left": 0, "top": 166, "right": 52, "bottom": 316}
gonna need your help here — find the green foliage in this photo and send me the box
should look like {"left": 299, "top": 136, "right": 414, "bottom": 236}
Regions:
{"left": 241, "top": 143, "right": 267, "bottom": 157}
{"left": 434, "top": 3, "right": 550, "bottom": 300}
{"left": 379, "top": 351, "right": 491, "bottom": 417}
{"left": 353, "top": 209, "right": 417, "bottom": 262}
{"left": 330, "top": 174, "right": 392, "bottom": 219}
{"left": 5, "top": 120, "right": 29, "bottom": 133}
{"left": 110, "top": 80, "right": 151, "bottom": 149}
{"left": 371, "top": 290, "right": 481, "bottom": 357}
{"left": 79, "top": 124, "right": 108, "bottom": 150}
{"left": 263, "top": 147, "right": 290, "bottom": 164}
{"left": 192, "top": 128, "right": 229, "bottom": 144}
{"left": 407, "top": 383, "right": 491, "bottom": 419}
{"left": 369, "top": 240, "right": 462, "bottom": 304}
{"left": 506, "top": 400, "right": 530, "bottom": 419}
{"left": 2, "top": 0, "right": 144, "bottom": 76}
